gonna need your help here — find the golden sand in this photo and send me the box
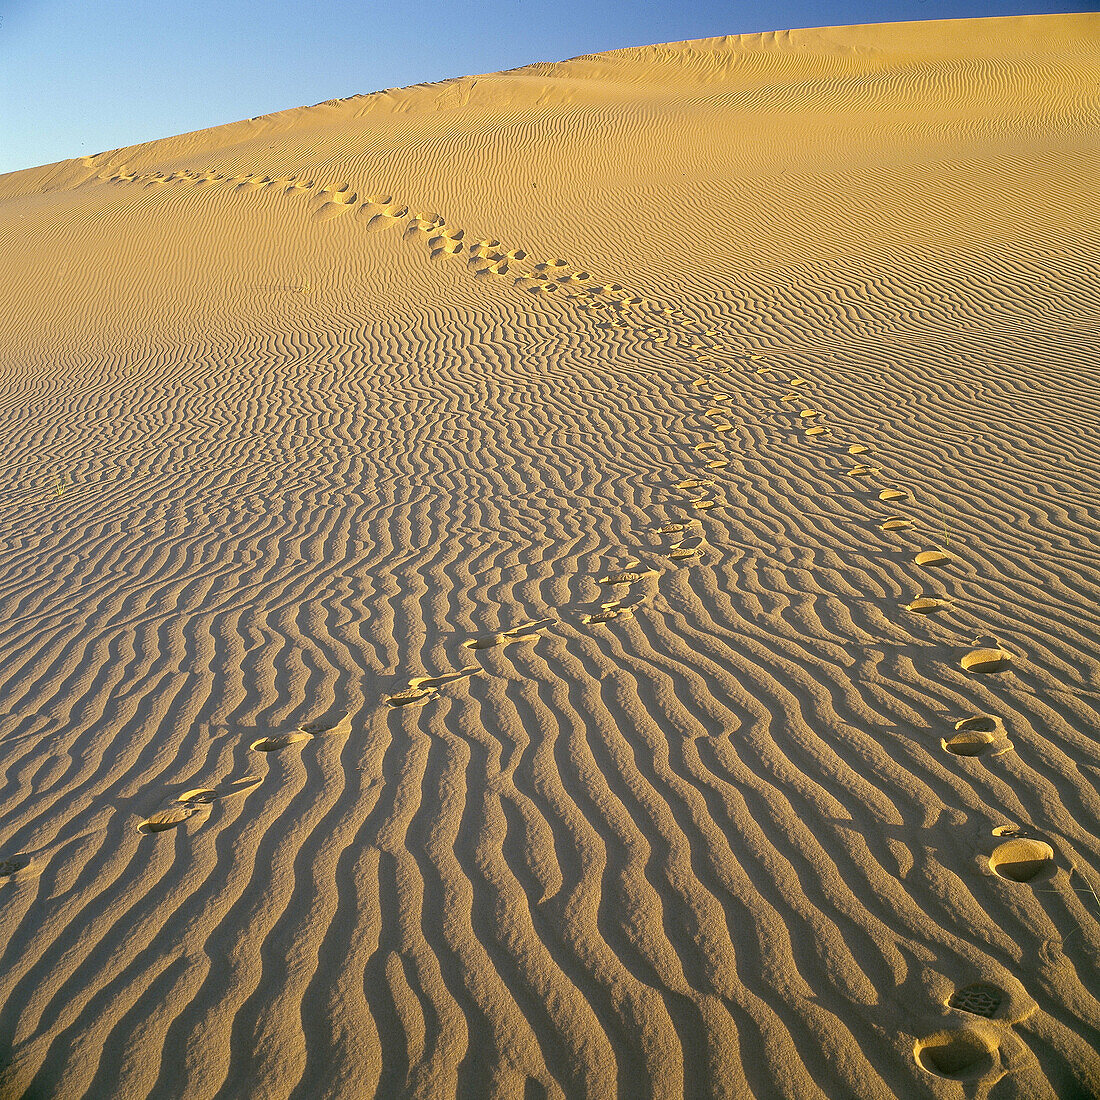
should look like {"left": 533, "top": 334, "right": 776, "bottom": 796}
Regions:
{"left": 0, "top": 14, "right": 1098, "bottom": 1097}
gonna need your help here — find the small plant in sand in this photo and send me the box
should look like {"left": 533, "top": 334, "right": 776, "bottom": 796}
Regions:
{"left": 53, "top": 474, "right": 68, "bottom": 498}
{"left": 1052, "top": 866, "right": 1100, "bottom": 914}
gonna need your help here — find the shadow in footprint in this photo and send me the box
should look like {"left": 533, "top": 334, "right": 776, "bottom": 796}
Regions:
{"left": 138, "top": 774, "right": 263, "bottom": 833}
{"left": 960, "top": 645, "right": 1013, "bottom": 674}
{"left": 462, "top": 620, "right": 553, "bottom": 651}
{"left": 599, "top": 570, "right": 655, "bottom": 587}
{"left": 670, "top": 536, "right": 704, "bottom": 561}
{"left": 656, "top": 519, "right": 699, "bottom": 535}
{"left": 914, "top": 1028, "right": 998, "bottom": 1081}
{"left": 251, "top": 711, "right": 353, "bottom": 749}
{"left": 989, "top": 837, "right": 1055, "bottom": 883}
{"left": 250, "top": 731, "right": 314, "bottom": 752}
{"left": 916, "top": 549, "right": 952, "bottom": 567}
{"left": 579, "top": 597, "right": 645, "bottom": 625}
{"left": 942, "top": 714, "right": 1012, "bottom": 758}
{"left": 386, "top": 669, "right": 481, "bottom": 706}
{"left": 0, "top": 855, "right": 39, "bottom": 883}
{"left": 906, "top": 597, "right": 952, "bottom": 615}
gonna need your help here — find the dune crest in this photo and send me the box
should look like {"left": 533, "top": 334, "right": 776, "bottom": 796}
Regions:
{"left": 1, "top": 14, "right": 1099, "bottom": 1098}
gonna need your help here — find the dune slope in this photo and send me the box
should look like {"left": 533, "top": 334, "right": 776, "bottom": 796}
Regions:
{"left": 1, "top": 13, "right": 1099, "bottom": 1099}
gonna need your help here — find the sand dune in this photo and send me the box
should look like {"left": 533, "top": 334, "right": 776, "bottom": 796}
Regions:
{"left": 1, "top": 13, "right": 1099, "bottom": 1098}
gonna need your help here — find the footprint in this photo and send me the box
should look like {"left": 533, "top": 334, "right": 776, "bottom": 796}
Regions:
{"left": 176, "top": 776, "right": 262, "bottom": 805}
{"left": 250, "top": 731, "right": 314, "bottom": 750}
{"left": 582, "top": 606, "right": 635, "bottom": 625}
{"left": 848, "top": 444, "right": 870, "bottom": 455}
{"left": 705, "top": 458, "right": 729, "bottom": 469}
{"left": 252, "top": 712, "right": 352, "bottom": 748}
{"left": 299, "top": 713, "right": 353, "bottom": 737}
{"left": 599, "top": 570, "right": 654, "bottom": 586}
{"left": 361, "top": 200, "right": 408, "bottom": 229}
{"left": 906, "top": 597, "right": 950, "bottom": 614}
{"left": 880, "top": 488, "right": 908, "bottom": 502}
{"left": 408, "top": 670, "right": 479, "bottom": 688}
{"left": 408, "top": 214, "right": 445, "bottom": 235}
{"left": 942, "top": 715, "right": 1011, "bottom": 757}
{"left": 847, "top": 464, "right": 879, "bottom": 477}
{"left": 428, "top": 231, "right": 464, "bottom": 259}
{"left": 914, "top": 1028, "right": 998, "bottom": 1081}
{"left": 237, "top": 175, "right": 273, "bottom": 192}
{"left": 670, "top": 536, "right": 703, "bottom": 560}
{"left": 798, "top": 410, "right": 820, "bottom": 420}
{"left": 0, "top": 855, "right": 38, "bottom": 883}
{"left": 464, "top": 633, "right": 528, "bottom": 650}
{"left": 915, "top": 549, "right": 951, "bottom": 566}
{"left": 313, "top": 189, "right": 358, "bottom": 221}
{"left": 989, "top": 838, "right": 1055, "bottom": 882}
{"left": 385, "top": 688, "right": 437, "bottom": 708}
{"left": 143, "top": 773, "right": 261, "bottom": 832}
{"left": 463, "top": 621, "right": 551, "bottom": 650}
{"left": 657, "top": 520, "right": 699, "bottom": 534}
{"left": 960, "top": 646, "right": 1012, "bottom": 673}
{"left": 693, "top": 442, "right": 718, "bottom": 451}
{"left": 947, "top": 984, "right": 1005, "bottom": 1019}
{"left": 805, "top": 426, "right": 829, "bottom": 437}
{"left": 880, "top": 517, "right": 912, "bottom": 531}
{"left": 138, "top": 806, "right": 199, "bottom": 834}
{"left": 675, "top": 479, "right": 710, "bottom": 490}
{"left": 175, "top": 789, "right": 220, "bottom": 805}
{"left": 943, "top": 730, "right": 996, "bottom": 756}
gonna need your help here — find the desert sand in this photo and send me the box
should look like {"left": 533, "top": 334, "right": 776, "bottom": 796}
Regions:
{"left": 1, "top": 13, "right": 1099, "bottom": 1098}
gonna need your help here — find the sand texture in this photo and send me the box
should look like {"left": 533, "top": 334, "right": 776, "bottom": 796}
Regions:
{"left": 1, "top": 13, "right": 1099, "bottom": 1098}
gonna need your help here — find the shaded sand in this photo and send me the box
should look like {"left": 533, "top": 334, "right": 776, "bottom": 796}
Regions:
{"left": 1, "top": 13, "right": 1100, "bottom": 1098}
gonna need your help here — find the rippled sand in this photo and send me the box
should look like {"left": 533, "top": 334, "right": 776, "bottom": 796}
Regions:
{"left": 1, "top": 14, "right": 1098, "bottom": 1098}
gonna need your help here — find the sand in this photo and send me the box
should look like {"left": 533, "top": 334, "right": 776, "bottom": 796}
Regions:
{"left": 1, "top": 13, "right": 1099, "bottom": 1098}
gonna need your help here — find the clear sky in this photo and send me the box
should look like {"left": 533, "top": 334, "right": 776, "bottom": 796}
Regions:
{"left": 1, "top": 0, "right": 1093, "bottom": 174}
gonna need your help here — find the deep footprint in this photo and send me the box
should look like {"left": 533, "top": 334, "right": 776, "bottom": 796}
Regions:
{"left": 915, "top": 1029, "right": 997, "bottom": 1080}
{"left": 989, "top": 838, "right": 1055, "bottom": 882}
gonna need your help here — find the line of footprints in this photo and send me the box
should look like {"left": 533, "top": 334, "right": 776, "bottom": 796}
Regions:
{"left": 28, "top": 169, "right": 1069, "bottom": 863}
{"left": 0, "top": 161, "right": 1078, "bottom": 1082}
{"left": 102, "top": 165, "right": 666, "bottom": 311}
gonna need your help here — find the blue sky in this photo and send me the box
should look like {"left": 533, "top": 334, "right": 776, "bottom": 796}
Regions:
{"left": 1, "top": 0, "right": 1092, "bottom": 174}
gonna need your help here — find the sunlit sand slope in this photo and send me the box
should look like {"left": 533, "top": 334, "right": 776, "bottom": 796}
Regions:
{"left": 1, "top": 13, "right": 1099, "bottom": 1099}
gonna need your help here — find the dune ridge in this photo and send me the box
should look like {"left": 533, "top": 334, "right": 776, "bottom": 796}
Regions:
{"left": 1, "top": 13, "right": 1099, "bottom": 1098}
